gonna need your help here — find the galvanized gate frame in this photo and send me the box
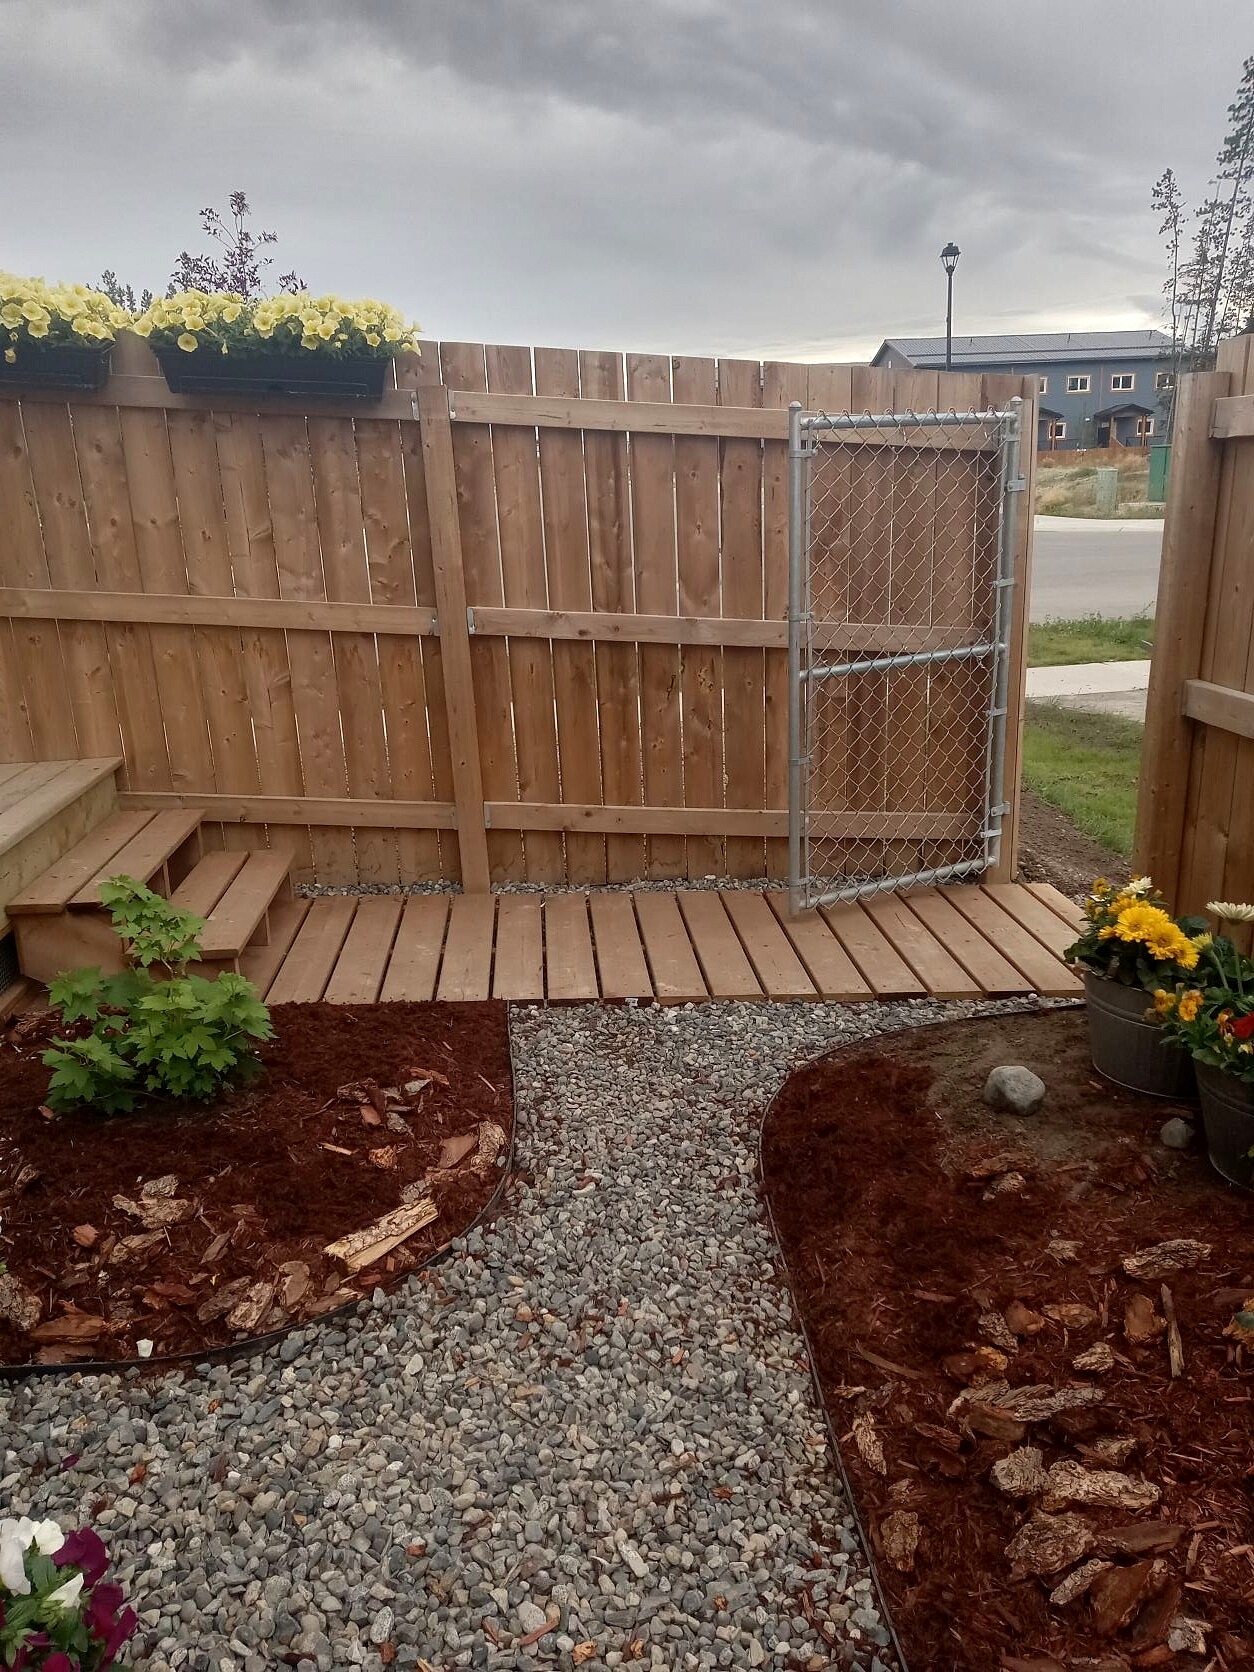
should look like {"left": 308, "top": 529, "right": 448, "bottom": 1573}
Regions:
{"left": 787, "top": 398, "right": 1025, "bottom": 915}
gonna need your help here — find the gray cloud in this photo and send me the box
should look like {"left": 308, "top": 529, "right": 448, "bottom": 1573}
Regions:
{"left": 2, "top": 0, "right": 1248, "bottom": 359}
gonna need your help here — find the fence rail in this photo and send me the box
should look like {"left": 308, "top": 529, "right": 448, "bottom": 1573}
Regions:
{"left": 0, "top": 334, "right": 1034, "bottom": 891}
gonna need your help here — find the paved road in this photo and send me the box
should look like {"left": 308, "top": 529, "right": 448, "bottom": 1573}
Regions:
{"left": 1029, "top": 516, "right": 1164, "bottom": 622}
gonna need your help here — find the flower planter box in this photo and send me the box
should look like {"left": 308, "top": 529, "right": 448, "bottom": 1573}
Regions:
{"left": 1083, "top": 970, "right": 1195, "bottom": 1099}
{"left": 0, "top": 343, "right": 112, "bottom": 391}
{"left": 154, "top": 346, "right": 389, "bottom": 401}
{"left": 1195, "top": 1062, "right": 1254, "bottom": 1188}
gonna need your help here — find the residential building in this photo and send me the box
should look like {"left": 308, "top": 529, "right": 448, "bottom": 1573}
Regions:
{"left": 870, "top": 329, "right": 1174, "bottom": 451}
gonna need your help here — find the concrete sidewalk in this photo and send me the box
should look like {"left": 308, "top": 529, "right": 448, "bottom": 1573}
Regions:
{"left": 1026, "top": 659, "right": 1150, "bottom": 724}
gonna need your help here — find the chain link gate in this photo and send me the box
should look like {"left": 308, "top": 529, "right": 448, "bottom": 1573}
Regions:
{"left": 787, "top": 399, "right": 1025, "bottom": 913}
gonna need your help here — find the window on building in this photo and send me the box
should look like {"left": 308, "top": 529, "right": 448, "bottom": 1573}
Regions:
{"left": 1136, "top": 416, "right": 1155, "bottom": 441}
{"left": 1111, "top": 372, "right": 1135, "bottom": 391}
{"left": 1155, "top": 370, "right": 1175, "bottom": 390}
{"left": 1066, "top": 374, "right": 1091, "bottom": 393}
{"left": 1038, "top": 375, "right": 1049, "bottom": 395}
{"left": 1046, "top": 419, "right": 1067, "bottom": 443}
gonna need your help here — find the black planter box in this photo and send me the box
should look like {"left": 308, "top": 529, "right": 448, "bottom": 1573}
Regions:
{"left": 0, "top": 343, "right": 112, "bottom": 392}
{"left": 155, "top": 346, "right": 389, "bottom": 401}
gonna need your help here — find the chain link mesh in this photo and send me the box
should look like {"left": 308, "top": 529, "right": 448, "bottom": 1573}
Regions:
{"left": 797, "top": 411, "right": 1010, "bottom": 907}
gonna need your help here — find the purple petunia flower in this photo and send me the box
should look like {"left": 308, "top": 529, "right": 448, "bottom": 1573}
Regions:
{"left": 41, "top": 1654, "right": 74, "bottom": 1672}
{"left": 52, "top": 1527, "right": 108, "bottom": 1587}
{"left": 100, "top": 1603, "right": 137, "bottom": 1668}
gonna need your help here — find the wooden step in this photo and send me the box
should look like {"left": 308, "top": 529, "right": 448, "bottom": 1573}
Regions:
{"left": 9, "top": 809, "right": 150, "bottom": 915}
{"left": 169, "top": 851, "right": 250, "bottom": 918}
{"left": 238, "top": 897, "right": 311, "bottom": 996}
{"left": 1, "top": 758, "right": 123, "bottom": 932}
{"left": 198, "top": 850, "right": 293, "bottom": 959}
{"left": 66, "top": 809, "right": 205, "bottom": 908}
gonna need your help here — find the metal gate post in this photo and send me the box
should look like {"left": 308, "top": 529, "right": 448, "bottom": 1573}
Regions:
{"left": 983, "top": 395, "right": 1025, "bottom": 871}
{"left": 787, "top": 401, "right": 806, "bottom": 916}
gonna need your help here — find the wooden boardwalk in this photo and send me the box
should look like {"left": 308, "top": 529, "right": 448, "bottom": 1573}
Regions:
{"left": 244, "top": 882, "right": 1084, "bottom": 1006}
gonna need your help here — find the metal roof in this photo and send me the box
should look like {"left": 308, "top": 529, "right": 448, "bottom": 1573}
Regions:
{"left": 874, "top": 330, "right": 1172, "bottom": 368}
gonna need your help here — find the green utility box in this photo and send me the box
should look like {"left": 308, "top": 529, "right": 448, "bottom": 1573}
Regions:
{"left": 1148, "top": 443, "right": 1170, "bottom": 506}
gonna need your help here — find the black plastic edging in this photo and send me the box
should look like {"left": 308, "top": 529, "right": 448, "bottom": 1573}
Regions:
{"left": 753, "top": 997, "right": 1084, "bottom": 1672}
{"left": 0, "top": 1010, "right": 520, "bottom": 1383}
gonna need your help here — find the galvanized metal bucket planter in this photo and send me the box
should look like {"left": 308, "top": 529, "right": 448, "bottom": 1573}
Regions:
{"left": 1194, "top": 1062, "right": 1254, "bottom": 1189}
{"left": 0, "top": 343, "right": 111, "bottom": 391}
{"left": 1083, "top": 971, "right": 1195, "bottom": 1099}
{"left": 154, "top": 346, "right": 389, "bottom": 401}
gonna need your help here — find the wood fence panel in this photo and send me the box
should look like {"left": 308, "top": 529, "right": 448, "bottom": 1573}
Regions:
{"left": 580, "top": 349, "right": 644, "bottom": 881}
{"left": 440, "top": 342, "right": 525, "bottom": 882}
{"left": 627, "top": 352, "right": 685, "bottom": 879}
{"left": 486, "top": 343, "right": 564, "bottom": 883}
{"left": 719, "top": 359, "right": 767, "bottom": 877}
{"left": 672, "top": 355, "right": 723, "bottom": 879}
{"left": 535, "top": 346, "right": 605, "bottom": 885}
{"left": 0, "top": 347, "right": 1029, "bottom": 899}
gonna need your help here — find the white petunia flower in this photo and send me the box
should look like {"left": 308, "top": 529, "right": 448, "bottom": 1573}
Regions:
{"left": 1208, "top": 900, "right": 1254, "bottom": 923}
{"left": 0, "top": 1524, "right": 32, "bottom": 1595}
{"left": 30, "top": 1517, "right": 64, "bottom": 1555}
{"left": 1126, "top": 875, "right": 1154, "bottom": 895}
{"left": 45, "top": 1570, "right": 84, "bottom": 1610}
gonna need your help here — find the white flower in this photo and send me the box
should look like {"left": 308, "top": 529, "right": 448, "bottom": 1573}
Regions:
{"left": 0, "top": 1521, "right": 33, "bottom": 1595}
{"left": 1126, "top": 875, "right": 1153, "bottom": 895}
{"left": 1208, "top": 900, "right": 1254, "bottom": 923}
{"left": 30, "top": 1517, "right": 64, "bottom": 1555}
{"left": 45, "top": 1570, "right": 84, "bottom": 1611}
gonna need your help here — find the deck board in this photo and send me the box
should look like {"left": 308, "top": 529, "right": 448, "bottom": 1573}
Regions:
{"left": 246, "top": 882, "right": 1078, "bottom": 1007}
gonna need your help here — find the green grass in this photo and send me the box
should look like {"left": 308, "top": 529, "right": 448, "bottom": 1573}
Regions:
{"left": 1028, "top": 614, "right": 1155, "bottom": 667}
{"left": 1022, "top": 701, "right": 1143, "bottom": 857}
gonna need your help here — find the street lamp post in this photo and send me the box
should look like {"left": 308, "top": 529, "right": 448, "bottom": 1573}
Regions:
{"left": 940, "top": 242, "right": 961, "bottom": 372}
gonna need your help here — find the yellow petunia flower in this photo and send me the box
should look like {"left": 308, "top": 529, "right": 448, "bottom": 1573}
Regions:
{"left": 26, "top": 319, "right": 49, "bottom": 338}
{"left": 3, "top": 347, "right": 14, "bottom": 363}
{"left": 177, "top": 332, "right": 199, "bottom": 352}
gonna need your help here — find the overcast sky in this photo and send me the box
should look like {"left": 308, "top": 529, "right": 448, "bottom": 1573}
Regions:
{"left": 3, "top": 1, "right": 1249, "bottom": 361}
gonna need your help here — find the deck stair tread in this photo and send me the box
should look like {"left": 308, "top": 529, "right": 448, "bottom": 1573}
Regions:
{"left": 8, "top": 811, "right": 155, "bottom": 914}
{"left": 169, "top": 852, "right": 250, "bottom": 919}
{"left": 68, "top": 809, "right": 206, "bottom": 908}
{"left": 198, "top": 851, "right": 294, "bottom": 958}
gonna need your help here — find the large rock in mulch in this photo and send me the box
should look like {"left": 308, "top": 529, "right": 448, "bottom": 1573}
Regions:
{"left": 983, "top": 1065, "right": 1047, "bottom": 1116}
{"left": 0, "top": 1272, "right": 41, "bottom": 1332}
{"left": 1159, "top": 1116, "right": 1195, "bottom": 1151}
{"left": 1041, "top": 1459, "right": 1160, "bottom": 1514}
{"left": 1006, "top": 1511, "right": 1094, "bottom": 1577}
{"left": 1121, "top": 1239, "right": 1212, "bottom": 1280}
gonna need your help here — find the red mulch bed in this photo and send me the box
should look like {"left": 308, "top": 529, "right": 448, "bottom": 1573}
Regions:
{"left": 0, "top": 1001, "right": 512, "bottom": 1367}
{"left": 761, "top": 1008, "right": 1254, "bottom": 1671}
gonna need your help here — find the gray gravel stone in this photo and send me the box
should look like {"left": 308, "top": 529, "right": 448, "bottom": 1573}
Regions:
{"left": 2, "top": 993, "right": 1054, "bottom": 1666}
{"left": 983, "top": 1063, "right": 1047, "bottom": 1116}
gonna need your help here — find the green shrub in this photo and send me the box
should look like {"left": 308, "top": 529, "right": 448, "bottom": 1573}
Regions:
{"left": 42, "top": 876, "right": 273, "bottom": 1113}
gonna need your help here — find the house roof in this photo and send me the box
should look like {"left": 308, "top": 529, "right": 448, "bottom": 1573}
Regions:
{"left": 1092, "top": 400, "right": 1155, "bottom": 418}
{"left": 873, "top": 330, "right": 1172, "bottom": 369}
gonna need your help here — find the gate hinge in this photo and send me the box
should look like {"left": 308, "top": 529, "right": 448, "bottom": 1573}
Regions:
{"left": 1006, "top": 475, "right": 1027, "bottom": 493}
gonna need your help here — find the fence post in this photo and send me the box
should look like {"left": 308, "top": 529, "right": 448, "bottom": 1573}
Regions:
{"left": 1133, "top": 368, "right": 1231, "bottom": 902}
{"left": 417, "top": 385, "right": 492, "bottom": 893}
{"left": 987, "top": 375, "right": 1036, "bottom": 883}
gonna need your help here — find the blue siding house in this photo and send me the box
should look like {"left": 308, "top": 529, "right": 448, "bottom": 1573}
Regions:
{"left": 870, "top": 329, "right": 1174, "bottom": 451}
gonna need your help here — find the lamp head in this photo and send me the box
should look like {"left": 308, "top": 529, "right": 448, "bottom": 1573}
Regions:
{"left": 940, "top": 242, "right": 961, "bottom": 275}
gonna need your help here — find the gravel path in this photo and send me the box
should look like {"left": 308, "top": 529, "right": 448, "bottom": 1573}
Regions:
{"left": 2, "top": 997, "right": 1047, "bottom": 1671}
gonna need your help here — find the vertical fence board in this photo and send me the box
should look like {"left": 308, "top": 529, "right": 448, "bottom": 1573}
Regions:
{"left": 486, "top": 344, "right": 564, "bottom": 883}
{"left": 535, "top": 346, "right": 605, "bottom": 885}
{"left": 440, "top": 342, "right": 525, "bottom": 882}
{"left": 672, "top": 355, "right": 723, "bottom": 879}
{"left": 258, "top": 414, "right": 355, "bottom": 879}
{"left": 719, "top": 359, "right": 767, "bottom": 877}
{"left": 0, "top": 404, "right": 79, "bottom": 759}
{"left": 307, "top": 417, "right": 398, "bottom": 884}
{"left": 167, "top": 411, "right": 263, "bottom": 852}
{"left": 627, "top": 352, "right": 685, "bottom": 879}
{"left": 361, "top": 413, "right": 446, "bottom": 882}
{"left": 761, "top": 361, "right": 810, "bottom": 881}
{"left": 580, "top": 349, "right": 645, "bottom": 881}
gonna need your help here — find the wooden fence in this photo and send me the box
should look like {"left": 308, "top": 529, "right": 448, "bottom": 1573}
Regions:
{"left": 0, "top": 334, "right": 1035, "bottom": 890}
{"left": 1138, "top": 333, "right": 1254, "bottom": 918}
